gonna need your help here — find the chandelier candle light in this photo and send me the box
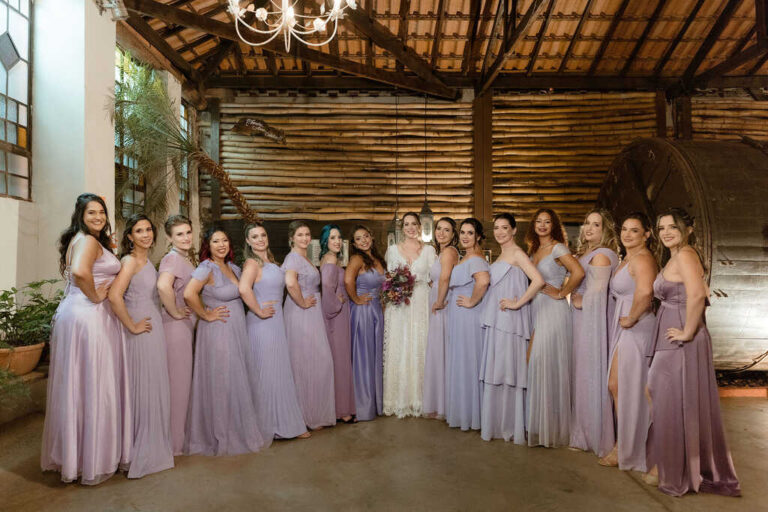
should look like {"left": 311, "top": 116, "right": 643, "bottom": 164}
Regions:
{"left": 228, "top": 0, "right": 357, "bottom": 52}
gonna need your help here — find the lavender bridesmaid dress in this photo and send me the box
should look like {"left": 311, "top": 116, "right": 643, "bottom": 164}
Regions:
{"left": 321, "top": 263, "right": 356, "bottom": 419}
{"left": 569, "top": 248, "right": 618, "bottom": 456}
{"left": 480, "top": 261, "right": 532, "bottom": 443}
{"left": 646, "top": 273, "right": 740, "bottom": 497}
{"left": 527, "top": 243, "right": 572, "bottom": 447}
{"left": 445, "top": 256, "right": 490, "bottom": 431}
{"left": 41, "top": 245, "right": 131, "bottom": 485}
{"left": 158, "top": 250, "right": 195, "bottom": 455}
{"left": 185, "top": 260, "right": 268, "bottom": 455}
{"left": 422, "top": 248, "right": 457, "bottom": 418}
{"left": 282, "top": 251, "right": 336, "bottom": 429}
{"left": 349, "top": 269, "right": 385, "bottom": 421}
{"left": 122, "top": 262, "right": 174, "bottom": 478}
{"left": 245, "top": 262, "right": 308, "bottom": 439}
{"left": 607, "top": 264, "right": 654, "bottom": 471}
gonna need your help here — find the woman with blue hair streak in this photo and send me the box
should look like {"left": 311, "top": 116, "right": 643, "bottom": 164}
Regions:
{"left": 320, "top": 224, "right": 356, "bottom": 423}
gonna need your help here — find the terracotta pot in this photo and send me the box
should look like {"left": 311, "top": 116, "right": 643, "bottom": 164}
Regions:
{"left": 0, "top": 342, "right": 46, "bottom": 376}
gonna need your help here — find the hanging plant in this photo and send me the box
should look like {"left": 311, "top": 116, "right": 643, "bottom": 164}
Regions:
{"left": 112, "top": 56, "right": 260, "bottom": 224}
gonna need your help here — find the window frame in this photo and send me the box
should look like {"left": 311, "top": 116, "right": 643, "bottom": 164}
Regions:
{"left": 114, "top": 46, "right": 145, "bottom": 217}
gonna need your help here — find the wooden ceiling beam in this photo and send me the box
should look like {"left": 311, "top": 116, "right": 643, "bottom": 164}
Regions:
{"left": 688, "top": 44, "right": 768, "bottom": 87}
{"left": 396, "top": 0, "right": 411, "bottom": 72}
{"left": 232, "top": 43, "right": 246, "bottom": 75}
{"left": 558, "top": 0, "right": 594, "bottom": 73}
{"left": 200, "top": 40, "right": 235, "bottom": 81}
{"left": 430, "top": 0, "right": 446, "bottom": 68}
{"left": 756, "top": 0, "right": 768, "bottom": 48}
{"left": 481, "top": 0, "right": 505, "bottom": 77}
{"left": 123, "top": 0, "right": 456, "bottom": 98}
{"left": 653, "top": 0, "right": 705, "bottom": 76}
{"left": 477, "top": 0, "right": 549, "bottom": 96}
{"left": 159, "top": 4, "right": 227, "bottom": 39}
{"left": 620, "top": 0, "right": 668, "bottom": 77}
{"left": 461, "top": 0, "right": 484, "bottom": 75}
{"left": 588, "top": 0, "right": 630, "bottom": 75}
{"left": 681, "top": 0, "right": 743, "bottom": 84}
{"left": 748, "top": 48, "right": 768, "bottom": 73}
{"left": 526, "top": 0, "right": 554, "bottom": 76}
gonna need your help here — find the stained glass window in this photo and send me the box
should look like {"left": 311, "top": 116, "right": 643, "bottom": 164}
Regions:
{"left": 0, "top": 0, "right": 31, "bottom": 200}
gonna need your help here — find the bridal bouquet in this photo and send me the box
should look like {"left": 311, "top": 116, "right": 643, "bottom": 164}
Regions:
{"left": 380, "top": 265, "right": 415, "bottom": 306}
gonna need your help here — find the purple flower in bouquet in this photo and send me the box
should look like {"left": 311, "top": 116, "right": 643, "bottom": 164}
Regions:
{"left": 380, "top": 265, "right": 415, "bottom": 306}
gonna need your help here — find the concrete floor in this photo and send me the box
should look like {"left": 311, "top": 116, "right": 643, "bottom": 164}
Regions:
{"left": 1, "top": 398, "right": 766, "bottom": 512}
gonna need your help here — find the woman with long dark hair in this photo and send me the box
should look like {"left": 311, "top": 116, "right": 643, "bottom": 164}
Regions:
{"left": 282, "top": 220, "right": 336, "bottom": 430}
{"left": 108, "top": 214, "right": 174, "bottom": 478}
{"left": 344, "top": 224, "right": 386, "bottom": 421}
{"left": 319, "top": 224, "right": 355, "bottom": 423}
{"left": 445, "top": 218, "right": 490, "bottom": 431}
{"left": 183, "top": 227, "right": 269, "bottom": 455}
{"left": 525, "top": 208, "right": 584, "bottom": 448}
{"left": 41, "top": 193, "right": 130, "bottom": 485}
{"left": 157, "top": 214, "right": 196, "bottom": 456}
{"left": 600, "top": 212, "right": 657, "bottom": 471}
{"left": 569, "top": 209, "right": 619, "bottom": 457}
{"left": 645, "top": 208, "right": 740, "bottom": 496}
{"left": 239, "top": 223, "right": 309, "bottom": 440}
{"left": 422, "top": 217, "right": 459, "bottom": 419}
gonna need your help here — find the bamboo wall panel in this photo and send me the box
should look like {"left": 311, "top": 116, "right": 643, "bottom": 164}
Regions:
{"left": 492, "top": 92, "right": 658, "bottom": 222}
{"left": 692, "top": 93, "right": 768, "bottom": 141}
{"left": 200, "top": 92, "right": 475, "bottom": 221}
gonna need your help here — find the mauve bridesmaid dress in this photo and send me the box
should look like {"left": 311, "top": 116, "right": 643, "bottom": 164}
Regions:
{"left": 321, "top": 263, "right": 356, "bottom": 419}
{"left": 245, "top": 262, "right": 308, "bottom": 439}
{"left": 121, "top": 262, "right": 174, "bottom": 478}
{"left": 645, "top": 272, "right": 740, "bottom": 497}
{"left": 158, "top": 250, "right": 195, "bottom": 455}
{"left": 185, "top": 260, "right": 269, "bottom": 455}
{"left": 41, "top": 243, "right": 131, "bottom": 485}
{"left": 349, "top": 268, "right": 385, "bottom": 421}
{"left": 282, "top": 251, "right": 336, "bottom": 429}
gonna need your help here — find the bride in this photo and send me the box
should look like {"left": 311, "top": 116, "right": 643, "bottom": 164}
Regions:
{"left": 383, "top": 212, "right": 437, "bottom": 417}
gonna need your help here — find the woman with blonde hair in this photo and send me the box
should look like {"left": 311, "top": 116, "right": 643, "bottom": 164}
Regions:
{"left": 569, "top": 209, "right": 620, "bottom": 457}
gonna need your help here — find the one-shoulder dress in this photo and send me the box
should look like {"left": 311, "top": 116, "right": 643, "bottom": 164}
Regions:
{"left": 480, "top": 261, "right": 532, "bottom": 443}
{"left": 646, "top": 272, "right": 740, "bottom": 497}
{"left": 527, "top": 243, "right": 572, "bottom": 447}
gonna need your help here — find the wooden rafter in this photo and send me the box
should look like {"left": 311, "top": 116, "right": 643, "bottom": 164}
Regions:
{"left": 620, "top": 0, "right": 668, "bottom": 77}
{"left": 505, "top": 0, "right": 518, "bottom": 39}
{"left": 756, "top": 0, "right": 768, "bottom": 48}
{"left": 200, "top": 40, "right": 235, "bottom": 81}
{"left": 481, "top": 0, "right": 505, "bottom": 77}
{"left": 461, "top": 0, "right": 480, "bottom": 75}
{"left": 558, "top": 0, "right": 593, "bottom": 73}
{"left": 123, "top": 0, "right": 456, "bottom": 98}
{"left": 526, "top": 0, "right": 554, "bottom": 76}
{"left": 588, "top": 0, "right": 630, "bottom": 75}
{"left": 396, "top": 0, "right": 411, "bottom": 72}
{"left": 653, "top": 0, "right": 705, "bottom": 76}
{"left": 681, "top": 0, "right": 743, "bottom": 84}
{"left": 159, "top": 3, "right": 227, "bottom": 39}
{"left": 430, "top": 0, "right": 446, "bottom": 68}
{"left": 748, "top": 48, "right": 768, "bottom": 74}
{"left": 232, "top": 43, "right": 246, "bottom": 75}
{"left": 690, "top": 44, "right": 768, "bottom": 86}
{"left": 477, "top": 0, "right": 549, "bottom": 95}
{"left": 365, "top": 0, "right": 374, "bottom": 68}
{"left": 467, "top": 0, "right": 504, "bottom": 77}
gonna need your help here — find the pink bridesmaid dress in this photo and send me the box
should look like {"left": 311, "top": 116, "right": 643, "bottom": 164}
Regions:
{"left": 321, "top": 263, "right": 355, "bottom": 420}
{"left": 158, "top": 250, "right": 195, "bottom": 455}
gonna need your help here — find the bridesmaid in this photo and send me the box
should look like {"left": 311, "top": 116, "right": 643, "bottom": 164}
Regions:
{"left": 319, "top": 224, "right": 355, "bottom": 423}
{"left": 480, "top": 213, "right": 544, "bottom": 443}
{"left": 445, "top": 218, "right": 490, "bottom": 431}
{"left": 239, "top": 223, "right": 310, "bottom": 440}
{"left": 41, "top": 193, "right": 129, "bottom": 485}
{"left": 183, "top": 227, "right": 268, "bottom": 455}
{"left": 157, "top": 215, "right": 196, "bottom": 456}
{"left": 344, "top": 225, "right": 386, "bottom": 421}
{"left": 569, "top": 210, "right": 619, "bottom": 456}
{"left": 282, "top": 220, "right": 336, "bottom": 430}
{"left": 422, "top": 217, "right": 459, "bottom": 419}
{"left": 108, "top": 214, "right": 174, "bottom": 478}
{"left": 526, "top": 208, "right": 584, "bottom": 448}
{"left": 382, "top": 212, "right": 437, "bottom": 418}
{"left": 600, "top": 212, "right": 657, "bottom": 470}
{"left": 645, "top": 208, "right": 740, "bottom": 496}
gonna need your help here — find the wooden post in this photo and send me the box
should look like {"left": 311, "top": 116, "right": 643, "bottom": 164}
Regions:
{"left": 472, "top": 91, "right": 493, "bottom": 222}
{"left": 655, "top": 90, "right": 667, "bottom": 137}
{"left": 208, "top": 98, "right": 222, "bottom": 220}
{"left": 673, "top": 96, "right": 692, "bottom": 140}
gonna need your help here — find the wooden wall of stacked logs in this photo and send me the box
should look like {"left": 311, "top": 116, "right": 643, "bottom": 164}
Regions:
{"left": 692, "top": 91, "right": 768, "bottom": 141}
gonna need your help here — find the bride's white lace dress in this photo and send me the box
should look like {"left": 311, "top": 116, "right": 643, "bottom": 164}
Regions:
{"left": 383, "top": 243, "right": 437, "bottom": 417}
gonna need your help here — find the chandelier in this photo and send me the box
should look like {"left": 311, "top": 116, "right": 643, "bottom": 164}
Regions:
{"left": 227, "top": 0, "right": 357, "bottom": 52}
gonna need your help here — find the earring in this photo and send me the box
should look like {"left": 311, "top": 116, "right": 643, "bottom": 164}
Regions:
{"left": 129, "top": 241, "right": 134, "bottom": 250}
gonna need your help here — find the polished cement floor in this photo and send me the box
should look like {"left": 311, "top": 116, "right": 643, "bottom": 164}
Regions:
{"left": 1, "top": 398, "right": 766, "bottom": 512}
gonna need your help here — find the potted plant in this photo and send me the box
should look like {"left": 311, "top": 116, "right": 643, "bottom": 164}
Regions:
{"left": 0, "top": 279, "right": 63, "bottom": 376}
